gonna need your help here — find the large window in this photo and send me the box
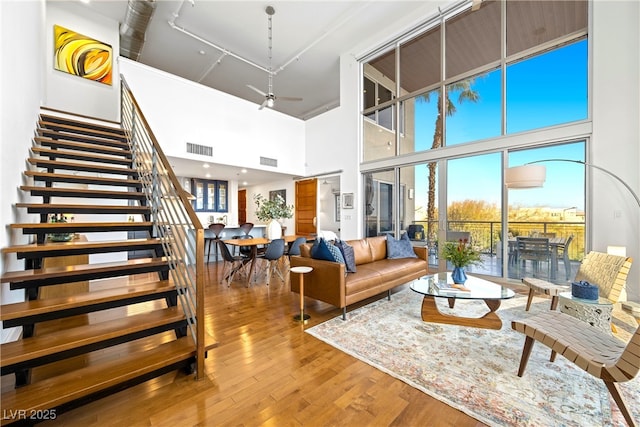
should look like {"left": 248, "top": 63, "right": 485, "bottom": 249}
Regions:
{"left": 360, "top": 0, "right": 589, "bottom": 284}
{"left": 362, "top": 0, "right": 588, "bottom": 160}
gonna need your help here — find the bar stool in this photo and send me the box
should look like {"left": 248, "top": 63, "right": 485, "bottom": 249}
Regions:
{"left": 206, "top": 223, "right": 225, "bottom": 263}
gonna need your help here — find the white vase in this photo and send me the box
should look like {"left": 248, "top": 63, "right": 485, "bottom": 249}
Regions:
{"left": 267, "top": 219, "right": 282, "bottom": 240}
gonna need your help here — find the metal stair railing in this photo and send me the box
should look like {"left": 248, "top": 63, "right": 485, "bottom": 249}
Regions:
{"left": 120, "top": 76, "right": 205, "bottom": 379}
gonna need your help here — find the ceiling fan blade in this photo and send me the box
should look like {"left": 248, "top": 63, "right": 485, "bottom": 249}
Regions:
{"left": 258, "top": 99, "right": 268, "bottom": 110}
{"left": 277, "top": 96, "right": 303, "bottom": 102}
{"left": 247, "top": 84, "right": 267, "bottom": 97}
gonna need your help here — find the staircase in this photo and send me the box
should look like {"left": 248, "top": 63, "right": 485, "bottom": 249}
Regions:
{"left": 1, "top": 105, "right": 211, "bottom": 425}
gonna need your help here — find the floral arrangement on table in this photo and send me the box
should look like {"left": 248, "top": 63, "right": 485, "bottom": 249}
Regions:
{"left": 253, "top": 194, "right": 294, "bottom": 221}
{"left": 440, "top": 238, "right": 482, "bottom": 268}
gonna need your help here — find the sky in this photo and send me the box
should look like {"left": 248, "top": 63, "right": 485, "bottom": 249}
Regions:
{"left": 411, "top": 39, "right": 588, "bottom": 213}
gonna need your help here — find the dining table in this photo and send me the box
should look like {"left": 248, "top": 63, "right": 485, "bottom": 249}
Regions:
{"left": 508, "top": 236, "right": 568, "bottom": 280}
{"left": 223, "top": 235, "right": 309, "bottom": 285}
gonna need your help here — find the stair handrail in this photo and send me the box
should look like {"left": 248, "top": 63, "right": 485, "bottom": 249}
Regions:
{"left": 120, "top": 76, "right": 205, "bottom": 379}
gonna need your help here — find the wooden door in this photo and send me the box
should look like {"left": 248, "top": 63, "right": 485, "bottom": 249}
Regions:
{"left": 295, "top": 179, "right": 317, "bottom": 236}
{"left": 238, "top": 189, "right": 247, "bottom": 225}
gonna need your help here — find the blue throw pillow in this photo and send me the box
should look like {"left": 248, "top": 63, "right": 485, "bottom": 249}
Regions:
{"left": 311, "top": 238, "right": 340, "bottom": 262}
{"left": 335, "top": 239, "right": 356, "bottom": 273}
{"left": 386, "top": 233, "right": 418, "bottom": 259}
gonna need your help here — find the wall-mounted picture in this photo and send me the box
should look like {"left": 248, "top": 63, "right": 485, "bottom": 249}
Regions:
{"left": 343, "top": 193, "right": 354, "bottom": 209}
{"left": 269, "top": 189, "right": 286, "bottom": 204}
{"left": 53, "top": 24, "right": 113, "bottom": 85}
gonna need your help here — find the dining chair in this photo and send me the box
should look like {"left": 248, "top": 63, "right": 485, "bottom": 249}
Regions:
{"left": 258, "top": 238, "right": 285, "bottom": 283}
{"left": 286, "top": 236, "right": 307, "bottom": 267}
{"left": 217, "top": 239, "right": 248, "bottom": 286}
{"left": 516, "top": 236, "right": 551, "bottom": 279}
{"left": 206, "top": 223, "right": 225, "bottom": 263}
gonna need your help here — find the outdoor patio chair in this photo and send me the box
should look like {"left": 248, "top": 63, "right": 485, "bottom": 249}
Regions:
{"left": 516, "top": 237, "right": 551, "bottom": 279}
{"left": 512, "top": 311, "right": 640, "bottom": 427}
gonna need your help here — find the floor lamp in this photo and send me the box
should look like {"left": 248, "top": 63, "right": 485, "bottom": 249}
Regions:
{"left": 505, "top": 158, "right": 640, "bottom": 208}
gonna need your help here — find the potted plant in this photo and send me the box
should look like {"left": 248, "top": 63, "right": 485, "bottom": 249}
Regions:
{"left": 253, "top": 193, "right": 294, "bottom": 239}
{"left": 440, "top": 238, "right": 482, "bottom": 284}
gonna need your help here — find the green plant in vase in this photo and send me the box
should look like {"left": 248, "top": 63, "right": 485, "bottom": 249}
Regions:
{"left": 48, "top": 213, "right": 74, "bottom": 242}
{"left": 440, "top": 238, "right": 481, "bottom": 284}
{"left": 254, "top": 194, "right": 294, "bottom": 239}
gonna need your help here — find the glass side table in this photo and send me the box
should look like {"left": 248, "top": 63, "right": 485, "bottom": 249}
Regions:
{"left": 558, "top": 292, "right": 613, "bottom": 334}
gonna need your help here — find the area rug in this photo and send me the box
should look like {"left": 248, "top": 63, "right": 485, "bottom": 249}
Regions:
{"left": 306, "top": 288, "right": 640, "bottom": 426}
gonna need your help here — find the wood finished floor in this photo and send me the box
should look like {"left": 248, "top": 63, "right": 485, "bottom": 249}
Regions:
{"left": 11, "top": 261, "right": 487, "bottom": 427}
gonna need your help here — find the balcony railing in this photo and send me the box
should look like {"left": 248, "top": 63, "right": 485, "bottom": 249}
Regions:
{"left": 411, "top": 220, "right": 585, "bottom": 261}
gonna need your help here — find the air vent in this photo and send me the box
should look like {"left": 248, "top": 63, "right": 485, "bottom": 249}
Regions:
{"left": 186, "top": 142, "right": 213, "bottom": 157}
{"left": 260, "top": 156, "right": 278, "bottom": 167}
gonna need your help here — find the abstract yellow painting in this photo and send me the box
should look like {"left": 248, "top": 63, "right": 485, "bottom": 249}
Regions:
{"left": 54, "top": 25, "right": 112, "bottom": 85}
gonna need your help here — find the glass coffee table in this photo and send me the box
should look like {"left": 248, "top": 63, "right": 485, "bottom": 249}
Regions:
{"left": 410, "top": 272, "right": 515, "bottom": 330}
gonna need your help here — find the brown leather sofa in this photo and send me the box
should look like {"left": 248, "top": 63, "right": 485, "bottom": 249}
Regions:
{"left": 289, "top": 235, "right": 429, "bottom": 319}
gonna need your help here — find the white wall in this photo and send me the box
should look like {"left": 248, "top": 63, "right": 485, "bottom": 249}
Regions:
{"left": 591, "top": 0, "right": 640, "bottom": 300}
{"left": 0, "top": 0, "right": 46, "bottom": 341}
{"left": 119, "top": 59, "right": 306, "bottom": 177}
{"left": 44, "top": 2, "right": 120, "bottom": 121}
{"left": 245, "top": 179, "right": 296, "bottom": 235}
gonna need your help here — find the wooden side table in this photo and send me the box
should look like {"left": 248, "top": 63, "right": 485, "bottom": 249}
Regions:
{"left": 558, "top": 291, "right": 613, "bottom": 334}
{"left": 290, "top": 266, "right": 313, "bottom": 322}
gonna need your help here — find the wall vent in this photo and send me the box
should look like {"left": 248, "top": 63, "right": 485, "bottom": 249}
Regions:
{"left": 186, "top": 142, "right": 213, "bottom": 157}
{"left": 260, "top": 156, "right": 278, "bottom": 167}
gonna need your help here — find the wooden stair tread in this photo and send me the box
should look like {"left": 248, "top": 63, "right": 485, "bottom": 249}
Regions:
{"left": 31, "top": 147, "right": 132, "bottom": 166}
{"left": 0, "top": 280, "right": 175, "bottom": 322}
{"left": 28, "top": 158, "right": 137, "bottom": 176}
{"left": 37, "top": 128, "right": 129, "bottom": 149}
{"left": 25, "top": 171, "right": 141, "bottom": 187}
{"left": 35, "top": 137, "right": 132, "bottom": 157}
{"left": 0, "top": 307, "right": 185, "bottom": 368}
{"left": 0, "top": 335, "right": 217, "bottom": 424}
{"left": 10, "top": 221, "right": 153, "bottom": 230}
{"left": 39, "top": 113, "right": 126, "bottom": 136}
{"left": 38, "top": 120, "right": 127, "bottom": 142}
{"left": 0, "top": 257, "right": 166, "bottom": 284}
{"left": 15, "top": 203, "right": 150, "bottom": 215}
{"left": 20, "top": 185, "right": 146, "bottom": 200}
{"left": 2, "top": 237, "right": 160, "bottom": 255}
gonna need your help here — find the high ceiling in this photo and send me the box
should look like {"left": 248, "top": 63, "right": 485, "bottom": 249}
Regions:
{"left": 81, "top": 0, "right": 442, "bottom": 120}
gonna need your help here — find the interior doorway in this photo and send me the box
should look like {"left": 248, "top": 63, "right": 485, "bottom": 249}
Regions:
{"left": 237, "top": 189, "right": 246, "bottom": 225}
{"left": 317, "top": 176, "right": 341, "bottom": 239}
{"left": 295, "top": 179, "right": 317, "bottom": 236}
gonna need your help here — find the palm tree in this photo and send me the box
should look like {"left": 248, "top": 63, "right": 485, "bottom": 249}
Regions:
{"left": 425, "top": 79, "right": 480, "bottom": 243}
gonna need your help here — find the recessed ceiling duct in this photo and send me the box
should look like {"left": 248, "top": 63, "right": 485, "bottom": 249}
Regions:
{"left": 120, "top": 0, "right": 156, "bottom": 60}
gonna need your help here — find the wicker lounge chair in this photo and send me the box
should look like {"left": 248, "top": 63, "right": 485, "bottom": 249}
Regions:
{"left": 522, "top": 251, "right": 632, "bottom": 311}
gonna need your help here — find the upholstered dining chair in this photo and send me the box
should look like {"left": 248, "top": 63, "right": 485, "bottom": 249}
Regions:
{"left": 512, "top": 311, "right": 640, "bottom": 427}
{"left": 206, "top": 223, "right": 225, "bottom": 263}
{"left": 522, "top": 250, "right": 633, "bottom": 311}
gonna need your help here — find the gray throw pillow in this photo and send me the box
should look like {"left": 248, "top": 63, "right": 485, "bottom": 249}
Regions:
{"left": 386, "top": 233, "right": 418, "bottom": 259}
{"left": 335, "top": 239, "right": 356, "bottom": 273}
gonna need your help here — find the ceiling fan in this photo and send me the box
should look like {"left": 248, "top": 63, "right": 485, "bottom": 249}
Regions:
{"left": 247, "top": 6, "right": 302, "bottom": 110}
